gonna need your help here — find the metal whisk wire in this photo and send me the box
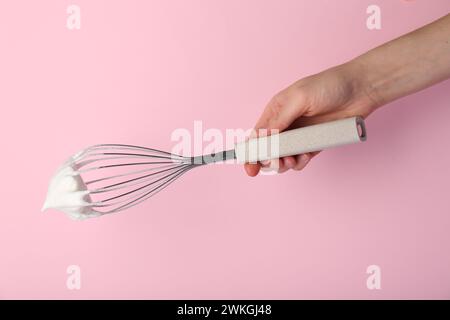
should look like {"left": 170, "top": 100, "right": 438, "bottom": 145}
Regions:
{"left": 72, "top": 144, "right": 206, "bottom": 214}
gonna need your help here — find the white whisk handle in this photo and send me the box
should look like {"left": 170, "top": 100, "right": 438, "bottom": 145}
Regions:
{"left": 234, "top": 116, "right": 366, "bottom": 164}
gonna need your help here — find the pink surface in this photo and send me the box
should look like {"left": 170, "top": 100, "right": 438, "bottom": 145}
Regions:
{"left": 1, "top": 0, "right": 450, "bottom": 299}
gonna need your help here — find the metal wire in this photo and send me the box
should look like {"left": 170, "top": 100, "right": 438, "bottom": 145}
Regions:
{"left": 69, "top": 144, "right": 234, "bottom": 215}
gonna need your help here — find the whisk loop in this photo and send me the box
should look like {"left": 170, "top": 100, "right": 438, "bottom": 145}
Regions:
{"left": 71, "top": 144, "right": 235, "bottom": 215}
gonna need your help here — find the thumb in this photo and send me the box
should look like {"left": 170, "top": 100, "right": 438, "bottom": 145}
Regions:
{"left": 254, "top": 91, "right": 306, "bottom": 132}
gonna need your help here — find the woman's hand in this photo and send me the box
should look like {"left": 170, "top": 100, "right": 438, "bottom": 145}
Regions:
{"left": 244, "top": 62, "right": 377, "bottom": 177}
{"left": 244, "top": 13, "right": 450, "bottom": 177}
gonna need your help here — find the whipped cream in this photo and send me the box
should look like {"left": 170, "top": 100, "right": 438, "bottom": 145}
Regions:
{"left": 42, "top": 152, "right": 101, "bottom": 220}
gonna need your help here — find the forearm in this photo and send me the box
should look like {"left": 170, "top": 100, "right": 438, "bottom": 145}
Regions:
{"left": 350, "top": 13, "right": 450, "bottom": 110}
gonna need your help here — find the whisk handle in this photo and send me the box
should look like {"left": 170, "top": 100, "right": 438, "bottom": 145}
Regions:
{"left": 234, "top": 116, "right": 367, "bottom": 164}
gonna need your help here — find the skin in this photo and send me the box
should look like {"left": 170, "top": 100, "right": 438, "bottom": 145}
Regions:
{"left": 245, "top": 13, "right": 450, "bottom": 177}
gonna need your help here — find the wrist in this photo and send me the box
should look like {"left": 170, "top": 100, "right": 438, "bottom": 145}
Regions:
{"left": 342, "top": 58, "right": 384, "bottom": 114}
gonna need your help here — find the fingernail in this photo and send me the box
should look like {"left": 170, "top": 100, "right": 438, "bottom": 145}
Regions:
{"left": 285, "top": 158, "right": 295, "bottom": 169}
{"left": 260, "top": 160, "right": 271, "bottom": 166}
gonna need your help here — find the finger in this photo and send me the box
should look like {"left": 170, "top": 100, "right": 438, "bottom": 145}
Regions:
{"left": 259, "top": 157, "right": 292, "bottom": 173}
{"left": 273, "top": 158, "right": 289, "bottom": 174}
{"left": 259, "top": 158, "right": 285, "bottom": 174}
{"left": 244, "top": 163, "right": 260, "bottom": 177}
{"left": 310, "top": 151, "right": 321, "bottom": 158}
{"left": 282, "top": 156, "right": 297, "bottom": 170}
{"left": 293, "top": 153, "right": 312, "bottom": 171}
{"left": 260, "top": 160, "right": 271, "bottom": 168}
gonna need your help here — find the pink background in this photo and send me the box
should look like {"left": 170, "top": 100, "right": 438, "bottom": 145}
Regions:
{"left": 1, "top": 0, "right": 450, "bottom": 299}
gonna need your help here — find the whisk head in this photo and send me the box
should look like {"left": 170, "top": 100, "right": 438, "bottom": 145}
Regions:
{"left": 43, "top": 143, "right": 235, "bottom": 219}
{"left": 66, "top": 144, "right": 200, "bottom": 216}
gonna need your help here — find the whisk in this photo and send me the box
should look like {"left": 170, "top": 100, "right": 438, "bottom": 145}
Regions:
{"left": 70, "top": 144, "right": 228, "bottom": 214}
{"left": 44, "top": 116, "right": 366, "bottom": 217}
